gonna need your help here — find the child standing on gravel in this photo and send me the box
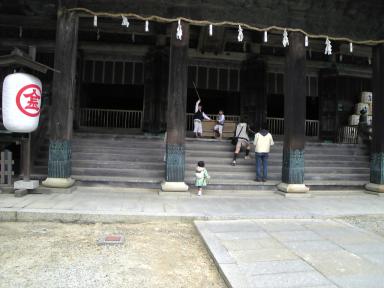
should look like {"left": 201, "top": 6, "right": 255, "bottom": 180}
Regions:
{"left": 195, "top": 161, "right": 210, "bottom": 196}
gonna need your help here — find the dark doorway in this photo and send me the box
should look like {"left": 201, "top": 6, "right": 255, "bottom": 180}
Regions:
{"left": 81, "top": 83, "right": 143, "bottom": 110}
{"left": 187, "top": 88, "right": 240, "bottom": 115}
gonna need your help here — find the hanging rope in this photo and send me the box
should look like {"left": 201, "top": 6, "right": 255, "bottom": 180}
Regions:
{"left": 67, "top": 7, "right": 384, "bottom": 45}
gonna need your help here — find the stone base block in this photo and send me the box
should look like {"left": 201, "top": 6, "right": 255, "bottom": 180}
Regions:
{"left": 365, "top": 183, "right": 384, "bottom": 196}
{"left": 14, "top": 189, "right": 28, "bottom": 197}
{"left": 161, "top": 181, "right": 189, "bottom": 192}
{"left": 42, "top": 177, "right": 75, "bottom": 188}
{"left": 277, "top": 183, "right": 310, "bottom": 194}
{"left": 14, "top": 180, "right": 39, "bottom": 190}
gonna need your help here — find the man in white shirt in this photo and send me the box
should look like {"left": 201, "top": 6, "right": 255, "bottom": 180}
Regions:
{"left": 193, "top": 99, "right": 211, "bottom": 137}
{"left": 214, "top": 110, "right": 225, "bottom": 139}
{"left": 253, "top": 126, "right": 274, "bottom": 182}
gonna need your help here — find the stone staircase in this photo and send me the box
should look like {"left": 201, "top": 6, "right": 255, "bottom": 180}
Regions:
{"left": 185, "top": 139, "right": 370, "bottom": 191}
{"left": 32, "top": 132, "right": 370, "bottom": 192}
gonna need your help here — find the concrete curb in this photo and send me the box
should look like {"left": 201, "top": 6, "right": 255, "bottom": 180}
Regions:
{"left": 0, "top": 208, "right": 203, "bottom": 223}
{"left": 3, "top": 208, "right": 384, "bottom": 224}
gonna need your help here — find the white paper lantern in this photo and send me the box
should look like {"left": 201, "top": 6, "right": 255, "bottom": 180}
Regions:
{"left": 355, "top": 102, "right": 369, "bottom": 115}
{"left": 360, "top": 91, "right": 372, "bottom": 103}
{"left": 348, "top": 114, "right": 360, "bottom": 126}
{"left": 2, "top": 73, "right": 42, "bottom": 132}
{"left": 367, "top": 115, "right": 373, "bottom": 126}
{"left": 368, "top": 103, "right": 373, "bottom": 115}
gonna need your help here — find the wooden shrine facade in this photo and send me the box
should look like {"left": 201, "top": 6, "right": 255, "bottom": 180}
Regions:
{"left": 0, "top": 0, "right": 384, "bottom": 193}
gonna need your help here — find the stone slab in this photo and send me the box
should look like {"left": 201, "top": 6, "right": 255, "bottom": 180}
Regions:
{"left": 42, "top": 177, "right": 75, "bottom": 188}
{"left": 158, "top": 191, "right": 191, "bottom": 197}
{"left": 160, "top": 181, "right": 189, "bottom": 192}
{"left": 36, "top": 186, "right": 77, "bottom": 194}
{"left": 195, "top": 219, "right": 384, "bottom": 288}
{"left": 249, "top": 271, "right": 331, "bottom": 288}
{"left": 365, "top": 183, "right": 384, "bottom": 194}
{"left": 277, "top": 183, "right": 310, "bottom": 194}
{"left": 229, "top": 248, "right": 298, "bottom": 263}
{"left": 14, "top": 189, "right": 28, "bottom": 198}
{"left": 238, "top": 260, "right": 314, "bottom": 276}
{"left": 14, "top": 180, "right": 39, "bottom": 190}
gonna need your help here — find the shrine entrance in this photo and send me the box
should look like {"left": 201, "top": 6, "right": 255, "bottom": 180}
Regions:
{"left": 186, "top": 88, "right": 241, "bottom": 133}
{"left": 78, "top": 83, "right": 144, "bottom": 131}
{"left": 77, "top": 57, "right": 145, "bottom": 132}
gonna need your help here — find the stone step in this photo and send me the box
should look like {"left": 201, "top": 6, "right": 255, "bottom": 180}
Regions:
{"left": 185, "top": 172, "right": 368, "bottom": 181}
{"left": 32, "top": 133, "right": 370, "bottom": 191}
{"left": 185, "top": 155, "right": 369, "bottom": 163}
{"left": 37, "top": 152, "right": 164, "bottom": 162}
{"left": 33, "top": 160, "right": 369, "bottom": 174}
{"left": 63, "top": 140, "right": 368, "bottom": 154}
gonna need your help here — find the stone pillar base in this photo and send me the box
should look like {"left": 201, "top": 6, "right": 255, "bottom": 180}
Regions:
{"left": 161, "top": 181, "right": 189, "bottom": 192}
{"left": 14, "top": 180, "right": 39, "bottom": 190}
{"left": 277, "top": 183, "right": 310, "bottom": 196}
{"left": 42, "top": 177, "right": 75, "bottom": 188}
{"left": 365, "top": 183, "right": 384, "bottom": 196}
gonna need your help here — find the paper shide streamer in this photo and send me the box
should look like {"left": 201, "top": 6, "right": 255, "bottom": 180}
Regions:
{"left": 176, "top": 19, "right": 183, "bottom": 40}
{"left": 282, "top": 29, "right": 289, "bottom": 47}
{"left": 325, "top": 37, "right": 332, "bottom": 55}
{"left": 238, "top": 25, "right": 244, "bottom": 42}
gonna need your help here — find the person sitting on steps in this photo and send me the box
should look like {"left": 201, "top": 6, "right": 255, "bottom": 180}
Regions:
{"left": 232, "top": 118, "right": 251, "bottom": 166}
{"left": 213, "top": 110, "right": 225, "bottom": 139}
{"left": 193, "top": 99, "right": 211, "bottom": 138}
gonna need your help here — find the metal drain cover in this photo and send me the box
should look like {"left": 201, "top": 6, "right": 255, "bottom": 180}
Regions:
{"left": 97, "top": 234, "right": 125, "bottom": 245}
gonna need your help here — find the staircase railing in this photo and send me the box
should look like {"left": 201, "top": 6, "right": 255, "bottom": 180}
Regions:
{"left": 79, "top": 108, "right": 143, "bottom": 129}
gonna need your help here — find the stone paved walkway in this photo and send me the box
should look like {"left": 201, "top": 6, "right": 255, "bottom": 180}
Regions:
{"left": 0, "top": 189, "right": 384, "bottom": 222}
{"left": 1, "top": 189, "right": 384, "bottom": 287}
{"left": 195, "top": 219, "right": 384, "bottom": 288}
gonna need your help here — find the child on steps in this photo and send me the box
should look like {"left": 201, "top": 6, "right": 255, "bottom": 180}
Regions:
{"left": 195, "top": 161, "right": 210, "bottom": 196}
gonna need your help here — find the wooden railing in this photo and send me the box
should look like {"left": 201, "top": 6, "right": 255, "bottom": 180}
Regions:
{"left": 305, "top": 119, "right": 320, "bottom": 137}
{"left": 267, "top": 117, "right": 320, "bottom": 137}
{"left": 267, "top": 117, "right": 284, "bottom": 135}
{"left": 186, "top": 113, "right": 240, "bottom": 131}
{"left": 0, "top": 150, "right": 13, "bottom": 186}
{"left": 77, "top": 108, "right": 322, "bottom": 137}
{"left": 79, "top": 108, "right": 142, "bottom": 129}
{"left": 337, "top": 126, "right": 359, "bottom": 144}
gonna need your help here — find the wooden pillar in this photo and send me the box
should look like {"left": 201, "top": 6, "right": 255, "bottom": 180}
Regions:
{"left": 240, "top": 57, "right": 267, "bottom": 131}
{"left": 43, "top": 6, "right": 78, "bottom": 188}
{"left": 161, "top": 21, "right": 189, "bottom": 192}
{"left": 277, "top": 32, "right": 309, "bottom": 194}
{"left": 142, "top": 46, "right": 169, "bottom": 134}
{"left": 366, "top": 44, "right": 384, "bottom": 194}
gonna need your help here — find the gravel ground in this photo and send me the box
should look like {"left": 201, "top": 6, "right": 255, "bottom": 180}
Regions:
{"left": 0, "top": 222, "right": 226, "bottom": 288}
{"left": 339, "top": 214, "right": 384, "bottom": 237}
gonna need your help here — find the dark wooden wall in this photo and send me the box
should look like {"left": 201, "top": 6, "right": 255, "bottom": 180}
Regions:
{"left": 319, "top": 69, "right": 371, "bottom": 140}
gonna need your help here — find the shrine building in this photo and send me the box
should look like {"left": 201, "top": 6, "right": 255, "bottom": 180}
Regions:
{"left": 0, "top": 0, "right": 384, "bottom": 195}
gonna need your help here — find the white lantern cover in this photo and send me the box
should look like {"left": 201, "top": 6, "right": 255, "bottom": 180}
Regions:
{"left": 2, "top": 73, "right": 42, "bottom": 132}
